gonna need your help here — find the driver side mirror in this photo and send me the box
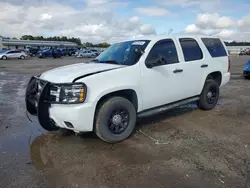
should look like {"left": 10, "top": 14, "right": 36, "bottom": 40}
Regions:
{"left": 146, "top": 55, "right": 166, "bottom": 68}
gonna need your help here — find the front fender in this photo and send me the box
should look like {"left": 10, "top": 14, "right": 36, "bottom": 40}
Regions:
{"left": 95, "top": 86, "right": 142, "bottom": 111}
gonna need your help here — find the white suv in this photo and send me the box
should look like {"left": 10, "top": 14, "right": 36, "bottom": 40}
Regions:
{"left": 25, "top": 35, "right": 231, "bottom": 143}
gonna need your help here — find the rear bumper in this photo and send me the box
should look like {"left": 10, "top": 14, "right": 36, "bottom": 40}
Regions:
{"left": 25, "top": 76, "right": 95, "bottom": 132}
{"left": 221, "top": 72, "right": 231, "bottom": 86}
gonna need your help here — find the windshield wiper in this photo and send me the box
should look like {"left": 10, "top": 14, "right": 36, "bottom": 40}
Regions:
{"left": 91, "top": 59, "right": 100, "bottom": 62}
{"left": 100, "top": 60, "right": 120, "bottom": 65}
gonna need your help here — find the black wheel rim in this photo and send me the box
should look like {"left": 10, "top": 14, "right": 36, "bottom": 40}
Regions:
{"left": 108, "top": 108, "right": 130, "bottom": 134}
{"left": 206, "top": 87, "right": 217, "bottom": 104}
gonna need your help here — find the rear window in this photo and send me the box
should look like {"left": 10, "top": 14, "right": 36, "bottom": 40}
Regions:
{"left": 201, "top": 38, "right": 227, "bottom": 57}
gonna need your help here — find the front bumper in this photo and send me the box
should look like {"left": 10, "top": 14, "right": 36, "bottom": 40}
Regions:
{"left": 25, "top": 76, "right": 95, "bottom": 132}
{"left": 243, "top": 70, "right": 250, "bottom": 77}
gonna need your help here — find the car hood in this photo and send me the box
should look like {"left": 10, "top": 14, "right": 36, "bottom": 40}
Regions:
{"left": 39, "top": 62, "right": 125, "bottom": 83}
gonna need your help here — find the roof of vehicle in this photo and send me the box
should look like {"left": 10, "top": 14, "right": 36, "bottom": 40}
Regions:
{"left": 116, "top": 34, "right": 221, "bottom": 44}
{"left": 3, "top": 50, "right": 18, "bottom": 53}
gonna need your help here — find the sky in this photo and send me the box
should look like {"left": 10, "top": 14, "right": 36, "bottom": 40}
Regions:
{"left": 1, "top": 0, "right": 250, "bottom": 43}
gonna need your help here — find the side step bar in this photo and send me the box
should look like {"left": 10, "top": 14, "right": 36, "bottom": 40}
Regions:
{"left": 137, "top": 96, "right": 199, "bottom": 118}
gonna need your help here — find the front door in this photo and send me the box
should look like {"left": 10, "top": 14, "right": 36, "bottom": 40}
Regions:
{"left": 6, "top": 51, "right": 15, "bottom": 58}
{"left": 139, "top": 39, "right": 188, "bottom": 110}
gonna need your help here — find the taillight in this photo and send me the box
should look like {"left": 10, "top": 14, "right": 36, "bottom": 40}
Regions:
{"left": 228, "top": 56, "right": 231, "bottom": 72}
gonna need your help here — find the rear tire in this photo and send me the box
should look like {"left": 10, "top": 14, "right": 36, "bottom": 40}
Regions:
{"left": 197, "top": 80, "right": 220, "bottom": 110}
{"left": 94, "top": 97, "right": 137, "bottom": 143}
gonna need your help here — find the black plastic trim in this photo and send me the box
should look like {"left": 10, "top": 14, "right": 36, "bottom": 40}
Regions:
{"left": 25, "top": 76, "right": 38, "bottom": 115}
{"left": 137, "top": 95, "right": 200, "bottom": 118}
{"left": 37, "top": 82, "right": 59, "bottom": 131}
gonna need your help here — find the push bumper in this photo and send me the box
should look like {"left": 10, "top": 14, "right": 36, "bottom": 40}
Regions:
{"left": 25, "top": 76, "right": 95, "bottom": 132}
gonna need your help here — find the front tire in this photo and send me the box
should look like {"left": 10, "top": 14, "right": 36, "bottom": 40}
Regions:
{"left": 94, "top": 97, "right": 137, "bottom": 143}
{"left": 20, "top": 55, "right": 25, "bottom": 59}
{"left": 244, "top": 75, "right": 250, "bottom": 79}
{"left": 197, "top": 80, "right": 220, "bottom": 110}
{"left": 2, "top": 56, "right": 7, "bottom": 60}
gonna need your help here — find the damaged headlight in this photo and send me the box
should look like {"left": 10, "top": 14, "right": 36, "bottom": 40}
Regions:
{"left": 49, "top": 83, "right": 87, "bottom": 104}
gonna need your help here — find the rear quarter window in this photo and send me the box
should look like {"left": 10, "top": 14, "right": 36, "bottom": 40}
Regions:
{"left": 201, "top": 38, "right": 227, "bottom": 57}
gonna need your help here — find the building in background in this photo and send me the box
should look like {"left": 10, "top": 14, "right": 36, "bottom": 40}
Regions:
{"left": 0, "top": 37, "right": 79, "bottom": 50}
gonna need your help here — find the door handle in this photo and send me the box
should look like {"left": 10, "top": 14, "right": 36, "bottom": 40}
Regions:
{"left": 201, "top": 64, "right": 208, "bottom": 68}
{"left": 173, "top": 69, "right": 183, "bottom": 73}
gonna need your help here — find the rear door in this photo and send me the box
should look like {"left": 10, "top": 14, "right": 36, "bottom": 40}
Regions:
{"left": 176, "top": 37, "right": 207, "bottom": 98}
{"left": 13, "top": 51, "right": 21, "bottom": 58}
{"left": 6, "top": 51, "right": 15, "bottom": 58}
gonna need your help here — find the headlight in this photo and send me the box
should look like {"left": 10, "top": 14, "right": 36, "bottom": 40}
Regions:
{"left": 49, "top": 83, "right": 87, "bottom": 104}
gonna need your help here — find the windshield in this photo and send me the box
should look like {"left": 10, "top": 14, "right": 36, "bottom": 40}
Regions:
{"left": 95, "top": 40, "right": 150, "bottom": 66}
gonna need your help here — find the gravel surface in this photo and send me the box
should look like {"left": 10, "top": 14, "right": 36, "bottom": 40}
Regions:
{"left": 0, "top": 56, "right": 249, "bottom": 188}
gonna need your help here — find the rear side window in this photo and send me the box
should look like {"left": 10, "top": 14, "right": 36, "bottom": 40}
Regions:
{"left": 201, "top": 38, "right": 227, "bottom": 57}
{"left": 179, "top": 38, "right": 203, "bottom": 62}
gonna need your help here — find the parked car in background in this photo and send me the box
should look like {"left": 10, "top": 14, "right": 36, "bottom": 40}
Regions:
{"left": 74, "top": 50, "right": 80, "bottom": 57}
{"left": 243, "top": 60, "right": 250, "bottom": 79}
{"left": 0, "top": 49, "right": 8, "bottom": 54}
{"left": 0, "top": 50, "right": 27, "bottom": 60}
{"left": 61, "top": 48, "right": 76, "bottom": 56}
{"left": 69, "top": 49, "right": 77, "bottom": 56}
{"left": 90, "top": 49, "right": 100, "bottom": 56}
{"left": 29, "top": 48, "right": 39, "bottom": 57}
{"left": 239, "top": 49, "right": 250, "bottom": 55}
{"left": 38, "top": 49, "right": 63, "bottom": 58}
{"left": 27, "top": 48, "right": 40, "bottom": 57}
{"left": 19, "top": 49, "right": 31, "bottom": 56}
{"left": 77, "top": 50, "right": 96, "bottom": 58}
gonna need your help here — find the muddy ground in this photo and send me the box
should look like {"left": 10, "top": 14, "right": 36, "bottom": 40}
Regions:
{"left": 0, "top": 56, "right": 249, "bottom": 188}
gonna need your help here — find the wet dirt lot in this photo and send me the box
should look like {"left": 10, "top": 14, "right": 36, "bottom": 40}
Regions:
{"left": 0, "top": 56, "right": 249, "bottom": 188}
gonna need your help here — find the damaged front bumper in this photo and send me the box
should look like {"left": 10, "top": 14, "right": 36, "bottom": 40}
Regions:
{"left": 25, "top": 76, "right": 59, "bottom": 131}
{"left": 25, "top": 76, "right": 96, "bottom": 132}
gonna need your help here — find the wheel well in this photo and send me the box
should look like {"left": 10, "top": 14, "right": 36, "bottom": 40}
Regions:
{"left": 206, "top": 71, "right": 222, "bottom": 86}
{"left": 96, "top": 89, "right": 138, "bottom": 111}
